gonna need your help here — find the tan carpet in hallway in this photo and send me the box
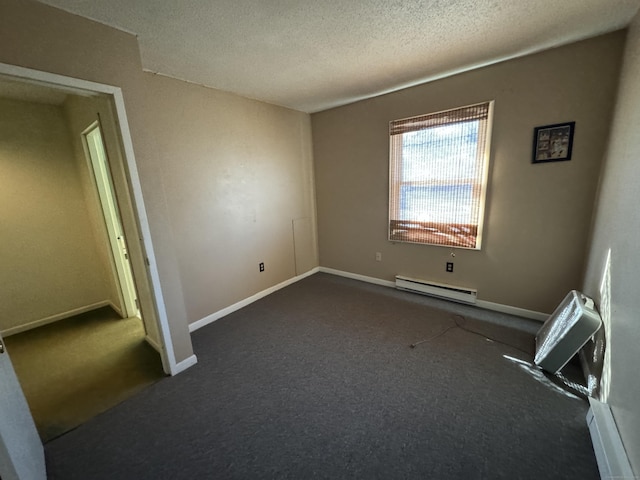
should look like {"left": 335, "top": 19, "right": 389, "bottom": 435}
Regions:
{"left": 4, "top": 307, "right": 166, "bottom": 442}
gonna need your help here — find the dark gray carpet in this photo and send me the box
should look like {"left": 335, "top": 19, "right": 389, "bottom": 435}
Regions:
{"left": 45, "top": 273, "right": 599, "bottom": 479}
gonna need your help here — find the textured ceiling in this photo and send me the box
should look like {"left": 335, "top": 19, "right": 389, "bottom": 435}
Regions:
{"left": 38, "top": 0, "right": 640, "bottom": 112}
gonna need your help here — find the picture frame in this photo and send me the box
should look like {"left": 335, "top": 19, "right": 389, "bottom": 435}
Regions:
{"left": 532, "top": 121, "right": 575, "bottom": 164}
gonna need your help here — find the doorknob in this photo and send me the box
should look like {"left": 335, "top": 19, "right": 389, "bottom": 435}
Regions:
{"left": 0, "top": 339, "right": 4, "bottom": 354}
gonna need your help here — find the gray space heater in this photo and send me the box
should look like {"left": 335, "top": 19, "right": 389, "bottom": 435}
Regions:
{"left": 534, "top": 290, "right": 602, "bottom": 374}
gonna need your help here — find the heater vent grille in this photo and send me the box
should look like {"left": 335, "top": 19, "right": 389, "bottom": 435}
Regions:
{"left": 395, "top": 275, "right": 477, "bottom": 304}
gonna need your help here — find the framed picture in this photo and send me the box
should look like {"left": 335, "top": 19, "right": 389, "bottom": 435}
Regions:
{"left": 532, "top": 121, "right": 575, "bottom": 163}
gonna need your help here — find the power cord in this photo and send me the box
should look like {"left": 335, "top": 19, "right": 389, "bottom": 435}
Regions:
{"left": 409, "top": 325, "right": 458, "bottom": 348}
{"left": 410, "top": 315, "right": 592, "bottom": 399}
{"left": 410, "top": 314, "right": 533, "bottom": 357}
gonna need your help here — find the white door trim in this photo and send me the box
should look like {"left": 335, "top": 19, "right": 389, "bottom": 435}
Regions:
{"left": 0, "top": 334, "right": 46, "bottom": 480}
{"left": 0, "top": 62, "right": 180, "bottom": 375}
{"left": 83, "top": 122, "right": 138, "bottom": 318}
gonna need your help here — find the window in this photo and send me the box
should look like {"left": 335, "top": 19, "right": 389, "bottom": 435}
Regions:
{"left": 388, "top": 101, "right": 493, "bottom": 249}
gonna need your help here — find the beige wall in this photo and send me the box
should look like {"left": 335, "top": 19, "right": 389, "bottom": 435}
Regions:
{"left": 582, "top": 13, "right": 640, "bottom": 474}
{"left": 312, "top": 32, "right": 625, "bottom": 314}
{"left": 0, "top": 0, "right": 317, "bottom": 360}
{"left": 143, "top": 73, "right": 317, "bottom": 324}
{"left": 1, "top": 0, "right": 636, "bottom": 469}
{"left": 0, "top": 0, "right": 194, "bottom": 361}
{"left": 0, "top": 97, "right": 112, "bottom": 333}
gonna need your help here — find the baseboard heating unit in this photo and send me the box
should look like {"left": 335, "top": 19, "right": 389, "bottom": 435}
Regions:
{"left": 395, "top": 275, "right": 477, "bottom": 304}
{"left": 587, "top": 397, "right": 634, "bottom": 480}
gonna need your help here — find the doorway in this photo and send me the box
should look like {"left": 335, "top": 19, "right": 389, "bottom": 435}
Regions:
{"left": 0, "top": 62, "right": 179, "bottom": 373}
{"left": 0, "top": 62, "right": 186, "bottom": 477}
{"left": 84, "top": 122, "right": 139, "bottom": 319}
{"left": 0, "top": 80, "right": 165, "bottom": 440}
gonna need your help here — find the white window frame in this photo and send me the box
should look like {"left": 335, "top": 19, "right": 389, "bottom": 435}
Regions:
{"left": 388, "top": 101, "right": 494, "bottom": 250}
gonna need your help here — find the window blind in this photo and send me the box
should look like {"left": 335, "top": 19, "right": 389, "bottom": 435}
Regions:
{"left": 389, "top": 101, "right": 493, "bottom": 249}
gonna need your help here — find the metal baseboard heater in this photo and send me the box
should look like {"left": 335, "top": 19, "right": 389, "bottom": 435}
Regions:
{"left": 395, "top": 275, "right": 477, "bottom": 304}
{"left": 587, "top": 397, "right": 635, "bottom": 480}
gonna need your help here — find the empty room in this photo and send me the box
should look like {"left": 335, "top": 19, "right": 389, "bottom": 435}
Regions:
{"left": 1, "top": 0, "right": 639, "bottom": 479}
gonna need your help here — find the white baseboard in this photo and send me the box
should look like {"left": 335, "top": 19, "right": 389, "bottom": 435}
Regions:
{"left": 318, "top": 267, "right": 547, "bottom": 322}
{"left": 171, "top": 354, "right": 198, "bottom": 375}
{"left": 189, "top": 267, "right": 320, "bottom": 333}
{"left": 1, "top": 301, "right": 110, "bottom": 337}
{"left": 475, "top": 300, "right": 547, "bottom": 322}
{"left": 187, "top": 266, "right": 546, "bottom": 335}
{"left": 587, "top": 398, "right": 635, "bottom": 479}
{"left": 318, "top": 267, "right": 396, "bottom": 288}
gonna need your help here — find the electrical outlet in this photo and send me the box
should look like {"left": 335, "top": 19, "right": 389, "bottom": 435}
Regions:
{"left": 259, "top": 262, "right": 265, "bottom": 272}
{"left": 375, "top": 252, "right": 382, "bottom": 261}
{"left": 446, "top": 262, "right": 454, "bottom": 272}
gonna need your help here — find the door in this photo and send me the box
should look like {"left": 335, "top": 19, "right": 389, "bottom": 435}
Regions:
{"left": 84, "top": 122, "right": 139, "bottom": 318}
{"left": 0, "top": 335, "right": 46, "bottom": 480}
